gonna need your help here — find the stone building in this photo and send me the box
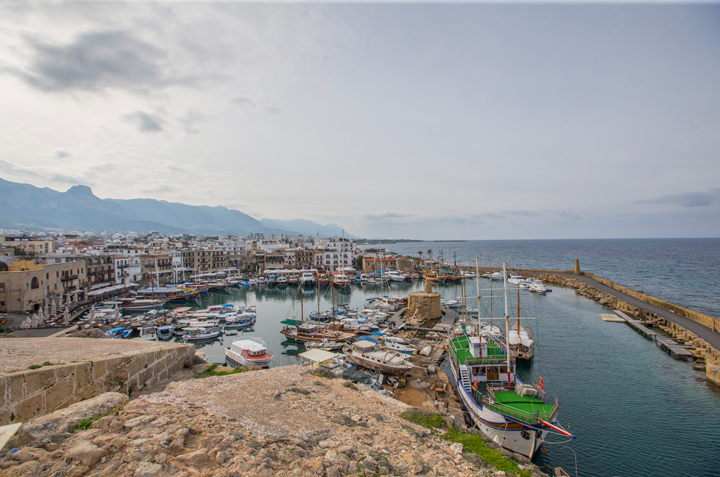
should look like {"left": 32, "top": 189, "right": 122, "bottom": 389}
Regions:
{"left": 0, "top": 259, "right": 87, "bottom": 313}
{"left": 296, "top": 248, "right": 314, "bottom": 269}
{"left": 362, "top": 257, "right": 397, "bottom": 273}
{"left": 84, "top": 254, "right": 115, "bottom": 286}
{"left": 0, "top": 236, "right": 54, "bottom": 254}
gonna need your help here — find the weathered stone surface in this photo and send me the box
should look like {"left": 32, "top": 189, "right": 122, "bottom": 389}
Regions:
{"left": 16, "top": 392, "right": 128, "bottom": 446}
{"left": 66, "top": 440, "right": 106, "bottom": 466}
{"left": 134, "top": 461, "right": 163, "bottom": 476}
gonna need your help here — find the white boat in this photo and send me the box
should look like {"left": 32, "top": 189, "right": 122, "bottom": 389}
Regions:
{"left": 490, "top": 272, "right": 504, "bottom": 280}
{"left": 140, "top": 324, "right": 157, "bottom": 341}
{"left": 529, "top": 279, "right": 547, "bottom": 293}
{"left": 118, "top": 298, "right": 167, "bottom": 311}
{"left": 225, "top": 338, "right": 273, "bottom": 368}
{"left": 182, "top": 326, "right": 222, "bottom": 341}
{"left": 343, "top": 340, "right": 414, "bottom": 376}
{"left": 300, "top": 272, "right": 316, "bottom": 285}
{"left": 508, "top": 325, "right": 534, "bottom": 360}
{"left": 508, "top": 273, "right": 525, "bottom": 285}
{"left": 445, "top": 299, "right": 462, "bottom": 308}
{"left": 277, "top": 276, "right": 289, "bottom": 287}
{"left": 248, "top": 278, "right": 258, "bottom": 287}
{"left": 382, "top": 336, "right": 416, "bottom": 355}
{"left": 385, "top": 270, "right": 407, "bottom": 282}
{"left": 332, "top": 273, "right": 351, "bottom": 288}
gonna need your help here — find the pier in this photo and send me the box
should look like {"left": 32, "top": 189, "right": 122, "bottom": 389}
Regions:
{"left": 656, "top": 338, "right": 694, "bottom": 359}
{"left": 614, "top": 310, "right": 657, "bottom": 340}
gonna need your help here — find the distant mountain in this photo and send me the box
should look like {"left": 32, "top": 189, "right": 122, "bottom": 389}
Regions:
{"left": 259, "top": 218, "right": 357, "bottom": 238}
{"left": 0, "top": 178, "right": 289, "bottom": 236}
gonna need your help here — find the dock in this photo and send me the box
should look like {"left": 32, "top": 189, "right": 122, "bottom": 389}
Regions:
{"left": 614, "top": 310, "right": 657, "bottom": 340}
{"left": 656, "top": 338, "right": 695, "bottom": 359}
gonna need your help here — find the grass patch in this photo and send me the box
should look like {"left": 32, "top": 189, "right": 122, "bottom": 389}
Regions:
{"left": 71, "top": 405, "right": 123, "bottom": 432}
{"left": 28, "top": 361, "right": 64, "bottom": 370}
{"left": 194, "top": 363, "right": 245, "bottom": 378}
{"left": 400, "top": 409, "right": 531, "bottom": 477}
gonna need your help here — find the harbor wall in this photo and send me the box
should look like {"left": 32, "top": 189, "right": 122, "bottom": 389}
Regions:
{"left": 583, "top": 272, "right": 720, "bottom": 333}
{"left": 0, "top": 341, "right": 195, "bottom": 426}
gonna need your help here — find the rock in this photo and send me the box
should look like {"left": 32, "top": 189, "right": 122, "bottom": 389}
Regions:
{"left": 69, "top": 465, "right": 91, "bottom": 476}
{"left": 3, "top": 461, "right": 42, "bottom": 477}
{"left": 174, "top": 449, "right": 209, "bottom": 466}
{"left": 17, "top": 392, "right": 128, "bottom": 446}
{"left": 134, "top": 461, "right": 163, "bottom": 476}
{"left": 67, "top": 440, "right": 106, "bottom": 467}
{"left": 449, "top": 443, "right": 464, "bottom": 455}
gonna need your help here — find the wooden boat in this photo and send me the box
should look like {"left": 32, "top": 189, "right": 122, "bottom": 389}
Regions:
{"left": 342, "top": 340, "right": 413, "bottom": 376}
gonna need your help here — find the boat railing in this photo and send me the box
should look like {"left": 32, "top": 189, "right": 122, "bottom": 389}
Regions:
{"left": 483, "top": 384, "right": 559, "bottom": 422}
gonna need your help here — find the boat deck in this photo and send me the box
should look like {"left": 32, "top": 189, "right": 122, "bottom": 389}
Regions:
{"left": 450, "top": 334, "right": 508, "bottom": 366}
{"left": 490, "top": 391, "right": 556, "bottom": 419}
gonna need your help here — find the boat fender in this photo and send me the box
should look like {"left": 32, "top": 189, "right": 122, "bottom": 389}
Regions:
{"left": 538, "top": 376, "right": 543, "bottom": 391}
{"left": 473, "top": 379, "right": 478, "bottom": 391}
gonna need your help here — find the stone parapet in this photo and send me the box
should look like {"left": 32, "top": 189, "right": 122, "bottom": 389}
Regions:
{"left": 0, "top": 339, "right": 195, "bottom": 426}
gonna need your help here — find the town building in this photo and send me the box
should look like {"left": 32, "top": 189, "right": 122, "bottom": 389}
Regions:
{"left": 0, "top": 259, "right": 87, "bottom": 313}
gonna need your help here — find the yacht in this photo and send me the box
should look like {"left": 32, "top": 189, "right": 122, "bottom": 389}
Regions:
{"left": 385, "top": 270, "right": 407, "bottom": 282}
{"left": 300, "top": 272, "right": 316, "bottom": 285}
{"left": 508, "top": 273, "right": 525, "bottom": 285}
{"left": 529, "top": 279, "right": 548, "bottom": 293}
{"left": 343, "top": 340, "right": 414, "bottom": 376}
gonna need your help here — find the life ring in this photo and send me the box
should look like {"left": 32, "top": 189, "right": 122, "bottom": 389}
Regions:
{"left": 473, "top": 379, "right": 478, "bottom": 391}
{"left": 538, "top": 376, "right": 544, "bottom": 391}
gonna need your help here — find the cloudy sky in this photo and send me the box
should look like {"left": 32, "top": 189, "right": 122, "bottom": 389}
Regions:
{"left": 1, "top": 1, "right": 718, "bottom": 239}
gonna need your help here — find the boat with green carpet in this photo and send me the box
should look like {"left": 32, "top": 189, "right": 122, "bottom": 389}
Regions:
{"left": 447, "top": 262, "right": 573, "bottom": 459}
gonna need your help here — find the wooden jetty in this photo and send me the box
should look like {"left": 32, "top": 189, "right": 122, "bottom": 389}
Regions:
{"left": 656, "top": 338, "right": 694, "bottom": 359}
{"left": 614, "top": 310, "right": 657, "bottom": 340}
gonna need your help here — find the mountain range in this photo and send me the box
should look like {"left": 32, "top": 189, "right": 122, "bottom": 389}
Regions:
{"left": 0, "top": 178, "right": 354, "bottom": 238}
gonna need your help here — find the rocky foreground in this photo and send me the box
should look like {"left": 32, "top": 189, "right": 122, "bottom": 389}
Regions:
{"left": 0, "top": 365, "right": 534, "bottom": 477}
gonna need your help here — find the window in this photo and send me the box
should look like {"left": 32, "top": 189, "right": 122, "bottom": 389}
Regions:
{"left": 31, "top": 277, "right": 39, "bottom": 289}
{"left": 0, "top": 283, "right": 4, "bottom": 292}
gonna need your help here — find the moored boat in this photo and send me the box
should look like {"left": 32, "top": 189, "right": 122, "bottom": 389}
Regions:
{"left": 225, "top": 338, "right": 273, "bottom": 368}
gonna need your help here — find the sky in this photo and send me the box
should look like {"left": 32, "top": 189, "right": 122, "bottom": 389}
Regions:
{"left": 0, "top": 1, "right": 719, "bottom": 240}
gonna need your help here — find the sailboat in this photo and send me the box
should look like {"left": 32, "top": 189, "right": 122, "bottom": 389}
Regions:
{"left": 447, "top": 262, "right": 572, "bottom": 459}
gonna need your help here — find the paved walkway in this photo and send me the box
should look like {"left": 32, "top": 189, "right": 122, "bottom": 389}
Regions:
{"left": 558, "top": 273, "right": 720, "bottom": 352}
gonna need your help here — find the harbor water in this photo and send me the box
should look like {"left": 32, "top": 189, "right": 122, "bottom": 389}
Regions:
{"left": 173, "top": 272, "right": 719, "bottom": 476}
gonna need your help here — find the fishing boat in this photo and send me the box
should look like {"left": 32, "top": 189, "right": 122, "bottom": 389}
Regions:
{"left": 342, "top": 340, "right": 414, "bottom": 376}
{"left": 225, "top": 338, "right": 273, "bottom": 368}
{"left": 382, "top": 336, "right": 416, "bottom": 355}
{"left": 181, "top": 326, "right": 222, "bottom": 341}
{"left": 280, "top": 320, "right": 355, "bottom": 343}
{"left": 508, "top": 324, "right": 534, "bottom": 360}
{"left": 332, "top": 273, "right": 350, "bottom": 288}
{"left": 106, "top": 327, "right": 132, "bottom": 339}
{"left": 117, "top": 298, "right": 168, "bottom": 311}
{"left": 277, "top": 276, "right": 289, "bottom": 287}
{"left": 447, "top": 262, "right": 572, "bottom": 460}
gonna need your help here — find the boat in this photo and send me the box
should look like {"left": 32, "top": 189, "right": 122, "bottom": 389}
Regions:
{"left": 118, "top": 298, "right": 168, "bottom": 311}
{"left": 445, "top": 299, "right": 462, "bottom": 308}
{"left": 106, "top": 327, "right": 132, "bottom": 339}
{"left": 382, "top": 336, "right": 416, "bottom": 355}
{"left": 156, "top": 325, "right": 174, "bottom": 341}
{"left": 181, "top": 326, "right": 222, "bottom": 341}
{"left": 136, "top": 286, "right": 198, "bottom": 302}
{"left": 342, "top": 340, "right": 414, "bottom": 376}
{"left": 529, "top": 279, "right": 547, "bottom": 293}
{"left": 280, "top": 320, "right": 355, "bottom": 343}
{"left": 447, "top": 262, "right": 572, "bottom": 460}
{"left": 508, "top": 273, "right": 525, "bottom": 285}
{"left": 300, "top": 272, "right": 316, "bottom": 286}
{"left": 277, "top": 276, "right": 289, "bottom": 287}
{"left": 508, "top": 324, "right": 534, "bottom": 360}
{"left": 140, "top": 324, "right": 157, "bottom": 341}
{"left": 305, "top": 338, "right": 344, "bottom": 350}
{"left": 332, "top": 273, "right": 351, "bottom": 288}
{"left": 385, "top": 270, "right": 407, "bottom": 282}
{"left": 225, "top": 338, "right": 273, "bottom": 368}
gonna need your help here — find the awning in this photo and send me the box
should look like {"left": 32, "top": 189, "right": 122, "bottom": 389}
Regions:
{"left": 299, "top": 349, "right": 337, "bottom": 363}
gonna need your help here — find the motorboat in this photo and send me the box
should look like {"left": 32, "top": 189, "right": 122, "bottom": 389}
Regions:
{"left": 140, "top": 324, "right": 157, "bottom": 341}
{"left": 156, "top": 325, "right": 174, "bottom": 341}
{"left": 277, "top": 276, "right": 289, "bottom": 287}
{"left": 385, "top": 270, "right": 407, "bottom": 282}
{"left": 181, "top": 326, "right": 222, "bottom": 341}
{"left": 529, "top": 279, "right": 548, "bottom": 293}
{"left": 106, "top": 327, "right": 132, "bottom": 339}
{"left": 300, "top": 272, "right": 316, "bottom": 286}
{"left": 382, "top": 336, "right": 416, "bottom": 355}
{"left": 445, "top": 299, "right": 462, "bottom": 308}
{"left": 508, "top": 273, "right": 525, "bottom": 285}
{"left": 225, "top": 338, "right": 273, "bottom": 368}
{"left": 332, "top": 273, "right": 351, "bottom": 288}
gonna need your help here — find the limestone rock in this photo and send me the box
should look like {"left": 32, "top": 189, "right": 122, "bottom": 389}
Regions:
{"left": 67, "top": 440, "right": 106, "bottom": 466}
{"left": 134, "top": 461, "right": 164, "bottom": 477}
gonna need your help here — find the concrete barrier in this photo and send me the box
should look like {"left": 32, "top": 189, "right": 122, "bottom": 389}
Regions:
{"left": 0, "top": 342, "right": 194, "bottom": 425}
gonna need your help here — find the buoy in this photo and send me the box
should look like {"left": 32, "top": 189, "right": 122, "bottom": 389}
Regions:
{"left": 538, "top": 376, "right": 544, "bottom": 391}
{"left": 473, "top": 379, "right": 478, "bottom": 391}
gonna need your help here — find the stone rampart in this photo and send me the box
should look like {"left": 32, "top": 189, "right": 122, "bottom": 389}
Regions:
{"left": 0, "top": 339, "right": 195, "bottom": 426}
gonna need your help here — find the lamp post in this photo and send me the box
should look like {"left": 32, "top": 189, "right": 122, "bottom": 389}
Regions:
{"left": 561, "top": 446, "right": 578, "bottom": 477}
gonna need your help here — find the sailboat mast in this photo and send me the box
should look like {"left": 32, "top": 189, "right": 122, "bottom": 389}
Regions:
{"left": 300, "top": 282, "right": 304, "bottom": 322}
{"left": 502, "top": 262, "right": 511, "bottom": 390}
{"left": 475, "top": 257, "right": 480, "bottom": 333}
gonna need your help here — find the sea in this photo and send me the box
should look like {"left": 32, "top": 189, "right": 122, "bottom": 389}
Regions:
{"left": 169, "top": 238, "right": 720, "bottom": 477}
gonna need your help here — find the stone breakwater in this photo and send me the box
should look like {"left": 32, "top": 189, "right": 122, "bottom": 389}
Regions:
{"left": 0, "top": 339, "right": 195, "bottom": 426}
{"left": 0, "top": 365, "right": 543, "bottom": 477}
{"left": 538, "top": 274, "right": 720, "bottom": 377}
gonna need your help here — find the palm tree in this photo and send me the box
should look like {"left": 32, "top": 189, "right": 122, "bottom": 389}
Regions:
{"left": 427, "top": 250, "right": 433, "bottom": 264}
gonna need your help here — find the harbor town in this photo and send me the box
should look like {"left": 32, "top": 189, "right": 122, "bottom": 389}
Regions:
{"left": 1, "top": 232, "right": 719, "bottom": 477}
